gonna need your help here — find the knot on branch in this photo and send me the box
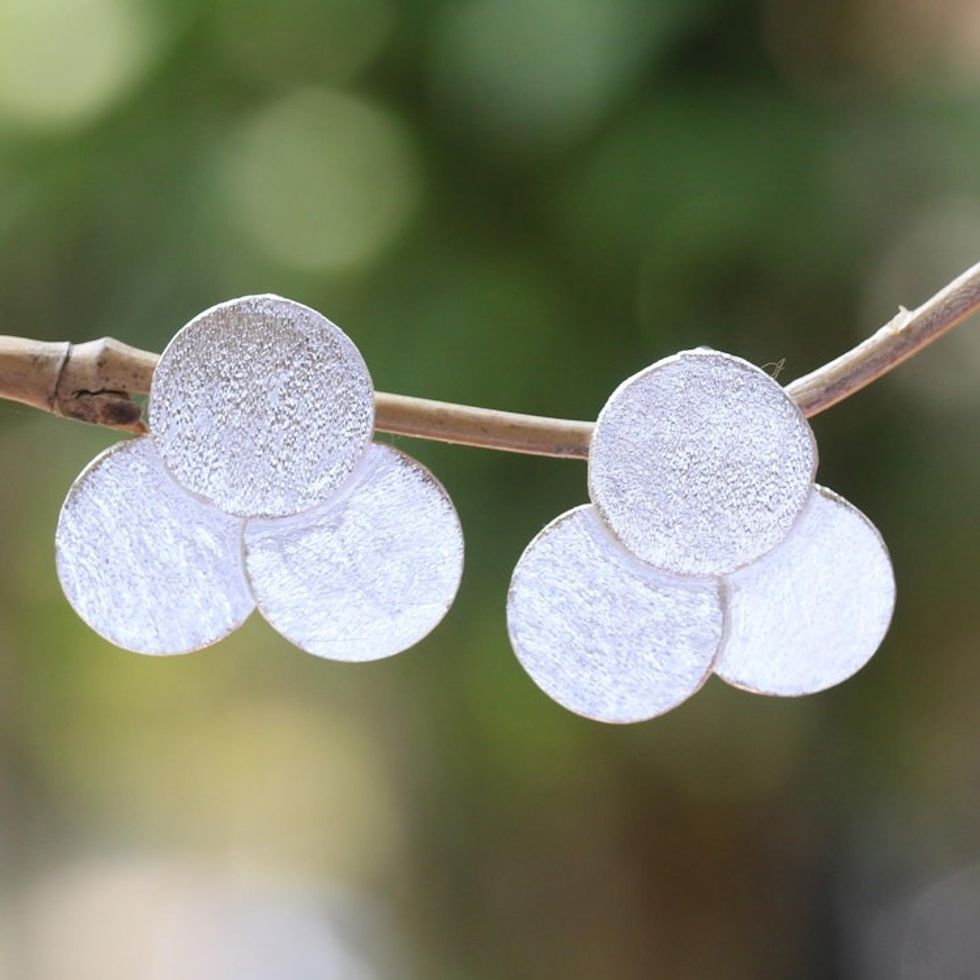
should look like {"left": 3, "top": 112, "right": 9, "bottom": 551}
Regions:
{"left": 54, "top": 388, "right": 145, "bottom": 430}
{"left": 51, "top": 337, "right": 155, "bottom": 434}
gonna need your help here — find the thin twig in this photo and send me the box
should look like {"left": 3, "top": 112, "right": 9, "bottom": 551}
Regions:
{"left": 2, "top": 259, "right": 979, "bottom": 458}
{"left": 784, "top": 259, "right": 980, "bottom": 414}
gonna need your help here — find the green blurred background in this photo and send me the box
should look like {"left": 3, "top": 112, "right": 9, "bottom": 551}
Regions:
{"left": 2, "top": 0, "right": 980, "bottom": 977}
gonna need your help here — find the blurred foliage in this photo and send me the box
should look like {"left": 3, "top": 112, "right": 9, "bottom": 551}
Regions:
{"left": 2, "top": 0, "right": 980, "bottom": 977}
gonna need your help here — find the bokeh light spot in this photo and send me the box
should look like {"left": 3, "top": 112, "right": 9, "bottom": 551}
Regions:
{"left": 225, "top": 89, "right": 420, "bottom": 272}
{"left": 0, "top": 0, "right": 156, "bottom": 129}
{"left": 430, "top": 0, "right": 668, "bottom": 156}
{"left": 23, "top": 861, "right": 391, "bottom": 980}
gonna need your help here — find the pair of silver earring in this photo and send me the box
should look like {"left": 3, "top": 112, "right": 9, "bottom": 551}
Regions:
{"left": 55, "top": 295, "right": 895, "bottom": 724}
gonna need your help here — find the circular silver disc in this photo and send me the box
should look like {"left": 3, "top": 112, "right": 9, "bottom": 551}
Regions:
{"left": 507, "top": 505, "right": 725, "bottom": 723}
{"left": 55, "top": 439, "right": 255, "bottom": 655}
{"left": 588, "top": 349, "right": 817, "bottom": 577}
{"left": 149, "top": 294, "right": 374, "bottom": 518}
{"left": 244, "top": 443, "right": 464, "bottom": 662}
{"left": 714, "top": 485, "right": 895, "bottom": 696}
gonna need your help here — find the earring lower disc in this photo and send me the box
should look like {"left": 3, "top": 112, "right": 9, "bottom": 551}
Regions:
{"left": 714, "top": 485, "right": 895, "bottom": 696}
{"left": 55, "top": 438, "right": 255, "bottom": 655}
{"left": 243, "top": 443, "right": 464, "bottom": 662}
{"left": 507, "top": 504, "right": 725, "bottom": 723}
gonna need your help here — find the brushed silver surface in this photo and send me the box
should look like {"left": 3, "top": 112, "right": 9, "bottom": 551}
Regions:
{"left": 589, "top": 349, "right": 817, "bottom": 577}
{"left": 150, "top": 294, "right": 374, "bottom": 518}
{"left": 56, "top": 438, "right": 254, "bottom": 655}
{"left": 507, "top": 504, "right": 724, "bottom": 723}
{"left": 715, "top": 485, "right": 895, "bottom": 696}
{"left": 244, "top": 443, "right": 463, "bottom": 662}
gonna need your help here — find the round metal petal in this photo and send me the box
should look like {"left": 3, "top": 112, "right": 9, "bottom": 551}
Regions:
{"left": 588, "top": 349, "right": 817, "bottom": 576}
{"left": 507, "top": 505, "right": 725, "bottom": 723}
{"left": 715, "top": 485, "right": 896, "bottom": 696}
{"left": 55, "top": 439, "right": 255, "bottom": 655}
{"left": 149, "top": 294, "right": 374, "bottom": 518}
{"left": 243, "top": 443, "right": 463, "bottom": 662}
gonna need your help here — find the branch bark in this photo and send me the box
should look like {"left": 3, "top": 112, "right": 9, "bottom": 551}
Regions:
{"left": 2, "top": 259, "right": 979, "bottom": 459}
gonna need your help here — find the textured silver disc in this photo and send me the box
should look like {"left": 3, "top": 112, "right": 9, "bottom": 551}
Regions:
{"left": 588, "top": 349, "right": 817, "bottom": 577}
{"left": 714, "top": 485, "right": 895, "bottom": 696}
{"left": 507, "top": 505, "right": 725, "bottom": 723}
{"left": 244, "top": 443, "right": 464, "bottom": 662}
{"left": 149, "top": 294, "right": 374, "bottom": 518}
{"left": 55, "top": 439, "right": 255, "bottom": 655}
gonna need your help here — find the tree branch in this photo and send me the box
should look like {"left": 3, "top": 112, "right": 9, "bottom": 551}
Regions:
{"left": 783, "top": 259, "right": 980, "bottom": 415}
{"left": 2, "top": 260, "right": 979, "bottom": 459}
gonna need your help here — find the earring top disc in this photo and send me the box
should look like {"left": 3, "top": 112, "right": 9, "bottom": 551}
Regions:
{"left": 588, "top": 349, "right": 817, "bottom": 577}
{"left": 149, "top": 294, "right": 375, "bottom": 518}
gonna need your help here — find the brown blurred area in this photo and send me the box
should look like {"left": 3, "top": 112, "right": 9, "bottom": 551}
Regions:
{"left": 1, "top": 0, "right": 980, "bottom": 977}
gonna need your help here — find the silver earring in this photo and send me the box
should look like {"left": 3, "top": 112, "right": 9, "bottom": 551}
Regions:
{"left": 506, "top": 348, "right": 895, "bottom": 723}
{"left": 55, "top": 295, "right": 464, "bottom": 659}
